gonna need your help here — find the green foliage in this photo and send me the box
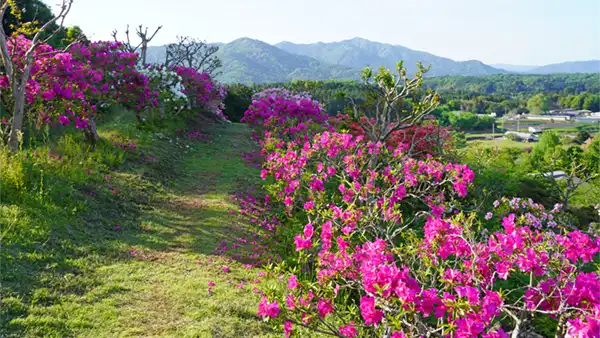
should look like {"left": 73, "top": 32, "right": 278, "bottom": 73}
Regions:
{"left": 2, "top": 0, "right": 80, "bottom": 48}
{"left": 426, "top": 73, "right": 600, "bottom": 96}
{"left": 582, "top": 93, "right": 600, "bottom": 111}
{"left": 65, "top": 25, "right": 86, "bottom": 43}
{"left": 223, "top": 83, "right": 254, "bottom": 122}
{"left": 524, "top": 132, "right": 599, "bottom": 209}
{"left": 530, "top": 131, "right": 561, "bottom": 167}
{"left": 443, "top": 111, "right": 496, "bottom": 131}
{"left": 2, "top": 0, "right": 54, "bottom": 36}
{"left": 527, "top": 93, "right": 552, "bottom": 114}
{"left": 461, "top": 146, "right": 561, "bottom": 208}
{"left": 448, "top": 111, "right": 478, "bottom": 130}
{"left": 583, "top": 137, "right": 600, "bottom": 173}
{"left": 505, "top": 133, "right": 521, "bottom": 142}
{"left": 451, "top": 131, "right": 467, "bottom": 148}
{"left": 574, "top": 131, "right": 592, "bottom": 144}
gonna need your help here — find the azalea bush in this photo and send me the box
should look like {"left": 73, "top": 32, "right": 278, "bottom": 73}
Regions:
{"left": 1, "top": 36, "right": 158, "bottom": 143}
{"left": 1, "top": 35, "right": 229, "bottom": 147}
{"left": 330, "top": 113, "right": 453, "bottom": 158}
{"left": 173, "top": 66, "right": 228, "bottom": 122}
{"left": 238, "top": 64, "right": 600, "bottom": 337}
{"left": 254, "top": 132, "right": 600, "bottom": 337}
{"left": 70, "top": 40, "right": 157, "bottom": 113}
{"left": 1, "top": 35, "right": 97, "bottom": 138}
{"left": 241, "top": 88, "right": 329, "bottom": 143}
{"left": 137, "top": 65, "right": 188, "bottom": 119}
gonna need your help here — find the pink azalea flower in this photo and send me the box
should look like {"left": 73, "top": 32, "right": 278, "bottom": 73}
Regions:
{"left": 317, "top": 298, "right": 333, "bottom": 318}
{"left": 339, "top": 322, "right": 358, "bottom": 337}
{"left": 284, "top": 321, "right": 293, "bottom": 338}
{"left": 288, "top": 275, "right": 299, "bottom": 289}
{"left": 360, "top": 296, "right": 383, "bottom": 326}
{"left": 257, "top": 296, "right": 280, "bottom": 319}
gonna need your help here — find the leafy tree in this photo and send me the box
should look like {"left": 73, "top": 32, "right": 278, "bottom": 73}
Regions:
{"left": 527, "top": 93, "right": 551, "bottom": 114}
{"left": 583, "top": 137, "right": 600, "bottom": 170}
{"left": 448, "top": 112, "right": 478, "bottom": 130}
{"left": 529, "top": 133, "right": 599, "bottom": 208}
{"left": 222, "top": 83, "right": 253, "bottom": 122}
{"left": 1, "top": 0, "right": 54, "bottom": 36}
{"left": 350, "top": 61, "right": 439, "bottom": 143}
{"left": 531, "top": 131, "right": 561, "bottom": 166}
{"left": 570, "top": 93, "right": 585, "bottom": 110}
{"left": 582, "top": 94, "right": 600, "bottom": 111}
{"left": 477, "top": 115, "right": 495, "bottom": 130}
{"left": 447, "top": 99, "right": 460, "bottom": 110}
{"left": 559, "top": 95, "right": 573, "bottom": 109}
{"left": 451, "top": 131, "right": 467, "bottom": 148}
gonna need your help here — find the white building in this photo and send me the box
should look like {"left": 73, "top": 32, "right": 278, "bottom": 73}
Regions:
{"left": 505, "top": 131, "right": 538, "bottom": 142}
{"left": 526, "top": 115, "right": 573, "bottom": 122}
{"left": 546, "top": 109, "right": 591, "bottom": 117}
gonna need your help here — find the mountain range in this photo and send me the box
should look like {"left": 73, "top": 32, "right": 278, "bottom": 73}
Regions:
{"left": 146, "top": 37, "right": 600, "bottom": 84}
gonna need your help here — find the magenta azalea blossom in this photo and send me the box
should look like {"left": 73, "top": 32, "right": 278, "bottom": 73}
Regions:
{"left": 257, "top": 296, "right": 280, "bottom": 319}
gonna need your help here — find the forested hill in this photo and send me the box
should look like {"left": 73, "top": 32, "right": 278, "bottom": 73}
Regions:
{"left": 147, "top": 37, "right": 508, "bottom": 84}
{"left": 238, "top": 73, "right": 600, "bottom": 97}
{"left": 527, "top": 60, "right": 600, "bottom": 75}
{"left": 147, "top": 38, "right": 359, "bottom": 84}
{"left": 147, "top": 38, "right": 600, "bottom": 84}
{"left": 423, "top": 73, "right": 600, "bottom": 95}
{"left": 275, "top": 37, "right": 507, "bottom": 77}
{"left": 214, "top": 38, "right": 360, "bottom": 84}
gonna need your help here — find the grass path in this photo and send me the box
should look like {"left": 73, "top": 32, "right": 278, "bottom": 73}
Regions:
{"left": 1, "top": 117, "right": 277, "bottom": 337}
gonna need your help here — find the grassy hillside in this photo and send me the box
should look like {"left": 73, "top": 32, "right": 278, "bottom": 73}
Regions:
{"left": 0, "top": 110, "right": 279, "bottom": 337}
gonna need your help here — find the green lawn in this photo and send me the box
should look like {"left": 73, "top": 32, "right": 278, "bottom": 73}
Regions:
{"left": 1, "top": 112, "right": 278, "bottom": 337}
{"left": 467, "top": 138, "right": 535, "bottom": 150}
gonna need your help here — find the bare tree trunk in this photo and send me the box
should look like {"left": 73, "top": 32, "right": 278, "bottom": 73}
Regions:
{"left": 8, "top": 86, "right": 25, "bottom": 151}
{"left": 555, "top": 314, "right": 567, "bottom": 338}
{"left": 140, "top": 44, "right": 147, "bottom": 65}
{"left": 85, "top": 119, "right": 100, "bottom": 143}
{"left": 8, "top": 77, "right": 30, "bottom": 152}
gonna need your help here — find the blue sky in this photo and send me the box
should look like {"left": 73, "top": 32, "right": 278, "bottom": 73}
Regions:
{"left": 49, "top": 0, "right": 600, "bottom": 66}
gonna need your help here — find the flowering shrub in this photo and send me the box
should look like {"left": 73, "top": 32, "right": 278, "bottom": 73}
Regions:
{"left": 0, "top": 36, "right": 157, "bottom": 140}
{"left": 137, "top": 65, "right": 187, "bottom": 117}
{"left": 69, "top": 41, "right": 157, "bottom": 113}
{"left": 254, "top": 134, "right": 600, "bottom": 337}
{"left": 1, "top": 35, "right": 229, "bottom": 146}
{"left": 173, "top": 66, "right": 228, "bottom": 121}
{"left": 331, "top": 113, "right": 453, "bottom": 157}
{"left": 1, "top": 35, "right": 96, "bottom": 131}
{"left": 137, "top": 65, "right": 188, "bottom": 123}
{"left": 239, "top": 71, "right": 600, "bottom": 337}
{"left": 241, "top": 88, "right": 329, "bottom": 142}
